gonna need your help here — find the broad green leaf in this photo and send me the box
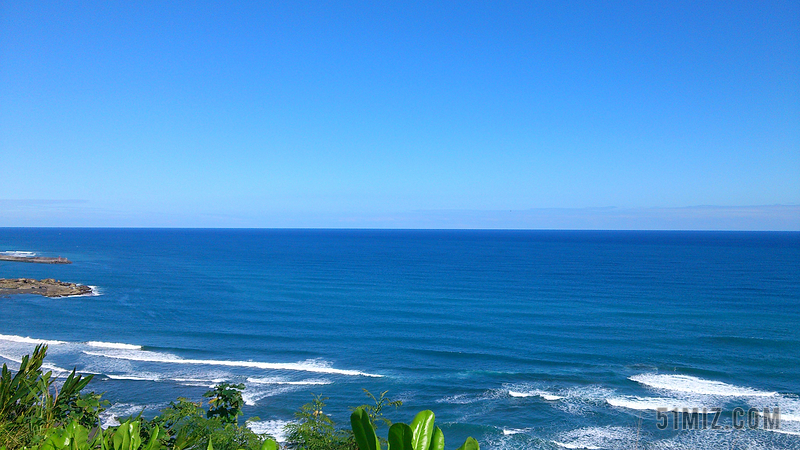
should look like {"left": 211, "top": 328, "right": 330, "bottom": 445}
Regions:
{"left": 409, "top": 410, "right": 435, "bottom": 450}
{"left": 428, "top": 427, "right": 444, "bottom": 450}
{"left": 388, "top": 423, "right": 414, "bottom": 450}
{"left": 351, "top": 407, "right": 380, "bottom": 450}
{"left": 259, "top": 438, "right": 278, "bottom": 450}
{"left": 455, "top": 437, "right": 480, "bottom": 450}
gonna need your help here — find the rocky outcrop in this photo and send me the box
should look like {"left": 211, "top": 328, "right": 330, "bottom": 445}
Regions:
{"left": 0, "top": 255, "right": 72, "bottom": 264}
{"left": 0, "top": 278, "right": 92, "bottom": 298}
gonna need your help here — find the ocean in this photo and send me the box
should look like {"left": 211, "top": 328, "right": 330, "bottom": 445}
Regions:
{"left": 0, "top": 228, "right": 798, "bottom": 449}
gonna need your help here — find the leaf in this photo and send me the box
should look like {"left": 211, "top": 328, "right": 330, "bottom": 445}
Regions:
{"left": 428, "top": 427, "right": 444, "bottom": 450}
{"left": 455, "top": 437, "right": 480, "bottom": 450}
{"left": 259, "top": 438, "right": 278, "bottom": 450}
{"left": 388, "top": 423, "right": 414, "bottom": 450}
{"left": 351, "top": 407, "right": 380, "bottom": 450}
{"left": 409, "top": 410, "right": 435, "bottom": 450}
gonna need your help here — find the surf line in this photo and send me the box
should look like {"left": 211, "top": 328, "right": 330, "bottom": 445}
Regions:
{"left": 82, "top": 351, "right": 383, "bottom": 377}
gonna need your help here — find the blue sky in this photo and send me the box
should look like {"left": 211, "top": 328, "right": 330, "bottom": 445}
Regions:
{"left": 1, "top": 1, "right": 798, "bottom": 229}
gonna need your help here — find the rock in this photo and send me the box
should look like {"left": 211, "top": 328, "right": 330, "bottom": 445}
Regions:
{"left": 0, "top": 278, "right": 93, "bottom": 298}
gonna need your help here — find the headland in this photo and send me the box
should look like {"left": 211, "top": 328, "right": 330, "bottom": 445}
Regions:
{"left": 0, "top": 255, "right": 72, "bottom": 264}
{"left": 0, "top": 278, "right": 93, "bottom": 297}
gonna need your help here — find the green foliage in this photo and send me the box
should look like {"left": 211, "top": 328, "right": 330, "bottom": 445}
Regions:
{"left": 350, "top": 408, "right": 378, "bottom": 450}
{"left": 352, "top": 390, "right": 402, "bottom": 433}
{"left": 284, "top": 395, "right": 354, "bottom": 450}
{"left": 148, "top": 396, "right": 266, "bottom": 450}
{"left": 387, "top": 423, "right": 413, "bottom": 450}
{"left": 349, "top": 408, "right": 478, "bottom": 450}
{"left": 408, "top": 411, "right": 434, "bottom": 450}
{"left": 2, "top": 347, "right": 473, "bottom": 450}
{"left": 202, "top": 384, "right": 244, "bottom": 425}
{"left": 0, "top": 345, "right": 105, "bottom": 450}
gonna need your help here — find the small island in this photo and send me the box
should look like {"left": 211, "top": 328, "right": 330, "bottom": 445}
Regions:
{"left": 0, "top": 255, "right": 72, "bottom": 264}
{"left": 0, "top": 278, "right": 93, "bottom": 297}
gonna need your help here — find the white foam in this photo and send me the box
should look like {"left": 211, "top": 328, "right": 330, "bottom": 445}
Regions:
{"left": 64, "top": 286, "right": 101, "bottom": 298}
{"left": 87, "top": 341, "right": 141, "bottom": 350}
{"left": 553, "top": 442, "right": 602, "bottom": 449}
{"left": 0, "top": 334, "right": 67, "bottom": 345}
{"left": 99, "top": 403, "right": 152, "bottom": 429}
{"left": 554, "top": 426, "right": 638, "bottom": 450}
{"left": 509, "top": 390, "right": 564, "bottom": 401}
{"left": 1, "top": 251, "right": 36, "bottom": 257}
{"left": 247, "top": 376, "right": 332, "bottom": 386}
{"left": 107, "top": 374, "right": 161, "bottom": 381}
{"left": 606, "top": 395, "right": 703, "bottom": 411}
{"left": 502, "top": 428, "right": 529, "bottom": 436}
{"left": 247, "top": 419, "right": 293, "bottom": 442}
{"left": 780, "top": 413, "right": 800, "bottom": 423}
{"left": 769, "top": 429, "right": 800, "bottom": 436}
{"left": 82, "top": 350, "right": 382, "bottom": 377}
{"left": 242, "top": 385, "right": 301, "bottom": 406}
{"left": 630, "top": 374, "right": 777, "bottom": 397}
{"left": 106, "top": 373, "right": 225, "bottom": 387}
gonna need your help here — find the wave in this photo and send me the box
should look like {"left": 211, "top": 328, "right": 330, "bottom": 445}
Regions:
{"left": 99, "top": 403, "right": 165, "bottom": 429}
{"left": 606, "top": 395, "right": 706, "bottom": 411}
{"left": 553, "top": 426, "right": 638, "bottom": 450}
{"left": 553, "top": 442, "right": 601, "bottom": 449}
{"left": 246, "top": 377, "right": 332, "bottom": 386}
{"left": 508, "top": 390, "right": 564, "bottom": 401}
{"left": 64, "top": 286, "right": 102, "bottom": 298}
{"left": 242, "top": 385, "right": 305, "bottom": 406}
{"left": 247, "top": 419, "right": 293, "bottom": 442}
{"left": 106, "top": 373, "right": 226, "bottom": 387}
{"left": 1, "top": 251, "right": 36, "bottom": 257}
{"left": 501, "top": 428, "right": 530, "bottom": 436}
{"left": 0, "top": 334, "right": 67, "bottom": 345}
{"left": 630, "top": 373, "right": 777, "bottom": 397}
{"left": 87, "top": 341, "right": 141, "bottom": 350}
{"left": 82, "top": 350, "right": 382, "bottom": 377}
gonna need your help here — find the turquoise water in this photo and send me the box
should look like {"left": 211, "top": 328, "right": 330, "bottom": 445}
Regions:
{"left": 1, "top": 229, "right": 799, "bottom": 449}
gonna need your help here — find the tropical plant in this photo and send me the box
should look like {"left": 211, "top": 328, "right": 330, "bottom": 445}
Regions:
{"left": 284, "top": 394, "right": 355, "bottom": 450}
{"left": 350, "top": 408, "right": 478, "bottom": 450}
{"left": 0, "top": 345, "right": 105, "bottom": 449}
{"left": 351, "top": 390, "right": 402, "bottom": 433}
{"left": 203, "top": 384, "right": 245, "bottom": 425}
{"left": 148, "top": 396, "right": 269, "bottom": 450}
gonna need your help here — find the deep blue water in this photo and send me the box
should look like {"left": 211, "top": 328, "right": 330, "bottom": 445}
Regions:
{"left": 1, "top": 229, "right": 799, "bottom": 449}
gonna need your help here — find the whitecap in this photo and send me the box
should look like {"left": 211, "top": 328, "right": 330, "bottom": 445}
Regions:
{"left": 247, "top": 419, "right": 293, "bottom": 442}
{"left": 82, "top": 350, "right": 382, "bottom": 377}
{"left": 509, "top": 390, "right": 564, "bottom": 401}
{"left": 1, "top": 251, "right": 36, "bottom": 257}
{"left": 0, "top": 334, "right": 67, "bottom": 345}
{"left": 502, "top": 428, "right": 530, "bottom": 436}
{"left": 87, "top": 341, "right": 141, "bottom": 350}
{"left": 630, "top": 374, "right": 777, "bottom": 397}
{"left": 606, "top": 395, "right": 706, "bottom": 411}
{"left": 554, "top": 426, "right": 639, "bottom": 450}
{"left": 247, "top": 376, "right": 332, "bottom": 386}
{"left": 553, "top": 442, "right": 602, "bottom": 449}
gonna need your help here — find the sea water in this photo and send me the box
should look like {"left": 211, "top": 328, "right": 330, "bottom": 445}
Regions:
{"left": 0, "top": 229, "right": 798, "bottom": 449}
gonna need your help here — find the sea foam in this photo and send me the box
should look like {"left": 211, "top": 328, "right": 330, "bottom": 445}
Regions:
{"left": 1, "top": 251, "right": 36, "bottom": 257}
{"left": 509, "top": 390, "right": 564, "bottom": 401}
{"left": 87, "top": 341, "right": 142, "bottom": 350}
{"left": 0, "top": 334, "right": 67, "bottom": 345}
{"left": 631, "top": 373, "right": 777, "bottom": 397}
{"left": 83, "top": 350, "right": 382, "bottom": 377}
